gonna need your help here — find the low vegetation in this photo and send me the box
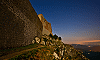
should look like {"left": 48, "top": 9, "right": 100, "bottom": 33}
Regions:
{"left": 0, "top": 43, "right": 39, "bottom": 57}
{"left": 49, "top": 34, "right": 62, "bottom": 40}
{"left": 9, "top": 46, "right": 55, "bottom": 60}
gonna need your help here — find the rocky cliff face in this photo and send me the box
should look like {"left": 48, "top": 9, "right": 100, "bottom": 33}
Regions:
{"left": 38, "top": 14, "right": 52, "bottom": 35}
{"left": 0, "top": 0, "right": 43, "bottom": 49}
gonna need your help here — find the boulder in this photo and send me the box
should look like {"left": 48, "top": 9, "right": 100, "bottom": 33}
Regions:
{"left": 35, "top": 37, "right": 40, "bottom": 43}
{"left": 50, "top": 37, "right": 52, "bottom": 40}
{"left": 61, "top": 50, "right": 64, "bottom": 56}
{"left": 60, "top": 50, "right": 64, "bottom": 56}
{"left": 32, "top": 40, "right": 35, "bottom": 44}
{"left": 40, "top": 41, "right": 45, "bottom": 45}
{"left": 53, "top": 52, "right": 59, "bottom": 59}
{"left": 51, "top": 43, "right": 53, "bottom": 45}
{"left": 41, "top": 38, "right": 44, "bottom": 41}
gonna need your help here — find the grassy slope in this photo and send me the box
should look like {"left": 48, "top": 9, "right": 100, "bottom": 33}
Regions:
{"left": 0, "top": 43, "right": 39, "bottom": 57}
{"left": 9, "top": 45, "right": 55, "bottom": 60}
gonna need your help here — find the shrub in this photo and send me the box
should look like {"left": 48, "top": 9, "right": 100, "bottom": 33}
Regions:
{"left": 58, "top": 37, "right": 61, "bottom": 40}
{"left": 53, "top": 34, "right": 58, "bottom": 40}
{"left": 49, "top": 33, "right": 53, "bottom": 37}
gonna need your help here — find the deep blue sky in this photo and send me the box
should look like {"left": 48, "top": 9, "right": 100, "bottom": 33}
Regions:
{"left": 29, "top": 0, "right": 100, "bottom": 45}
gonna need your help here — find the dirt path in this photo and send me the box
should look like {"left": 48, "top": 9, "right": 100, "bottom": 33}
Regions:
{"left": 0, "top": 46, "right": 44, "bottom": 60}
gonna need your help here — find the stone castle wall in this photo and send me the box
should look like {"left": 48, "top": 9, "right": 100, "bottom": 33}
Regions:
{"left": 0, "top": 0, "right": 43, "bottom": 49}
{"left": 38, "top": 14, "right": 52, "bottom": 35}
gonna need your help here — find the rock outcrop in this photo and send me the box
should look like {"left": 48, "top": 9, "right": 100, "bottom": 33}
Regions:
{"left": 38, "top": 14, "right": 52, "bottom": 35}
{"left": 35, "top": 37, "right": 40, "bottom": 43}
{"left": 31, "top": 34, "right": 89, "bottom": 60}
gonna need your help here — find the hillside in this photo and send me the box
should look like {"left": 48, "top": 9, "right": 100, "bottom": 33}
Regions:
{"left": 6, "top": 34, "right": 89, "bottom": 60}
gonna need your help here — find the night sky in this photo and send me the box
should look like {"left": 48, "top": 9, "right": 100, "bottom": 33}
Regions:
{"left": 29, "top": 0, "right": 100, "bottom": 45}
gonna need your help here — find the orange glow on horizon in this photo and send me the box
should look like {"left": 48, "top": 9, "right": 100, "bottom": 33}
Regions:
{"left": 82, "top": 40, "right": 100, "bottom": 43}
{"left": 65, "top": 40, "right": 100, "bottom": 45}
{"left": 63, "top": 37, "right": 100, "bottom": 44}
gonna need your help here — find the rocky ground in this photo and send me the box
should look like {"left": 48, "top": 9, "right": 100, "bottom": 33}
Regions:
{"left": 0, "top": 34, "right": 90, "bottom": 60}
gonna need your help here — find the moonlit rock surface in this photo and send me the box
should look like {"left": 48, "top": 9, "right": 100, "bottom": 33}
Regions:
{"left": 35, "top": 37, "right": 40, "bottom": 43}
{"left": 53, "top": 52, "right": 59, "bottom": 59}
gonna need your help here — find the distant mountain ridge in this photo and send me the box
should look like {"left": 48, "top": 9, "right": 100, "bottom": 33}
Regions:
{"left": 71, "top": 44, "right": 100, "bottom": 52}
